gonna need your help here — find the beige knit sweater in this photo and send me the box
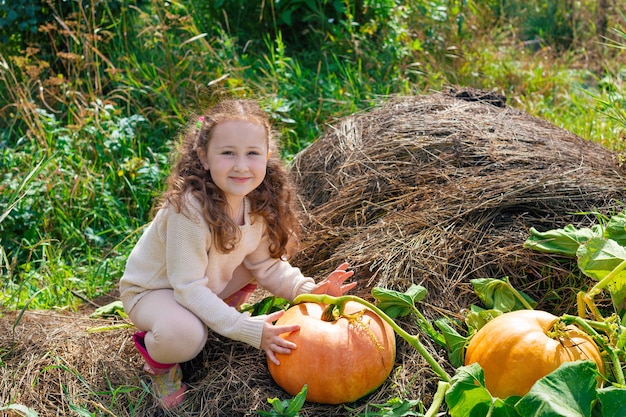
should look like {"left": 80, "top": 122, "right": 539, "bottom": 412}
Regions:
{"left": 119, "top": 195, "right": 315, "bottom": 349}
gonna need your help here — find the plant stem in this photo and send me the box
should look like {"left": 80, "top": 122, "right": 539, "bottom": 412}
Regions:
{"left": 293, "top": 293, "right": 452, "bottom": 382}
{"left": 562, "top": 314, "right": 625, "bottom": 385}
{"left": 410, "top": 304, "right": 446, "bottom": 348}
{"left": 424, "top": 381, "right": 450, "bottom": 417}
{"left": 587, "top": 259, "right": 626, "bottom": 298}
{"left": 577, "top": 291, "right": 603, "bottom": 322}
{"left": 504, "top": 277, "right": 535, "bottom": 310}
{"left": 578, "top": 258, "right": 626, "bottom": 321}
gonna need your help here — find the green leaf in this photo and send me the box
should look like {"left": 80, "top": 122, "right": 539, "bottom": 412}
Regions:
{"left": 446, "top": 363, "right": 492, "bottom": 417}
{"left": 241, "top": 296, "right": 290, "bottom": 316}
{"left": 604, "top": 210, "right": 626, "bottom": 246}
{"left": 260, "top": 397, "right": 284, "bottom": 416}
{"left": 470, "top": 278, "right": 537, "bottom": 313}
{"left": 372, "top": 285, "right": 427, "bottom": 319}
{"left": 373, "top": 285, "right": 446, "bottom": 347}
{"left": 577, "top": 237, "right": 626, "bottom": 280}
{"left": 285, "top": 385, "right": 307, "bottom": 415}
{"left": 269, "top": 396, "right": 286, "bottom": 413}
{"left": 434, "top": 318, "right": 468, "bottom": 368}
{"left": 89, "top": 300, "right": 127, "bottom": 318}
{"left": 524, "top": 225, "right": 600, "bottom": 257}
{"left": 515, "top": 361, "right": 599, "bottom": 417}
{"left": 464, "top": 305, "right": 503, "bottom": 332}
{"left": 445, "top": 363, "right": 520, "bottom": 417}
{"left": 0, "top": 404, "right": 39, "bottom": 417}
{"left": 260, "top": 385, "right": 307, "bottom": 417}
{"left": 280, "top": 9, "right": 293, "bottom": 26}
{"left": 577, "top": 237, "right": 626, "bottom": 318}
{"left": 596, "top": 386, "right": 626, "bottom": 417}
{"left": 356, "top": 397, "right": 422, "bottom": 416}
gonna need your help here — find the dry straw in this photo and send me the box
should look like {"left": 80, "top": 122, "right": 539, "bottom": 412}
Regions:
{"left": 292, "top": 90, "right": 625, "bottom": 316}
{"left": 2, "top": 90, "right": 625, "bottom": 416}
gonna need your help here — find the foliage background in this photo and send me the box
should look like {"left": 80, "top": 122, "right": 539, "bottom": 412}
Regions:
{"left": 1, "top": 0, "right": 625, "bottom": 311}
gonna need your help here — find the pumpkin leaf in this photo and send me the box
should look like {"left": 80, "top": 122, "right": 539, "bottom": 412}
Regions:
{"left": 445, "top": 363, "right": 492, "bottom": 416}
{"left": 604, "top": 210, "right": 626, "bottom": 246}
{"left": 577, "top": 237, "right": 626, "bottom": 280}
{"left": 446, "top": 363, "right": 520, "bottom": 417}
{"left": 464, "top": 305, "right": 503, "bottom": 332}
{"left": 596, "top": 386, "right": 626, "bottom": 417}
{"left": 241, "top": 296, "right": 290, "bottom": 316}
{"left": 434, "top": 318, "right": 467, "bottom": 368}
{"left": 372, "top": 285, "right": 427, "bottom": 319}
{"left": 373, "top": 285, "right": 447, "bottom": 347}
{"left": 470, "top": 278, "right": 537, "bottom": 313}
{"left": 577, "top": 237, "right": 626, "bottom": 319}
{"left": 524, "top": 225, "right": 600, "bottom": 257}
{"left": 515, "top": 360, "right": 598, "bottom": 417}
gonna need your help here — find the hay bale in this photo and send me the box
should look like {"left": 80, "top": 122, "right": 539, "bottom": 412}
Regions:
{"left": 291, "top": 91, "right": 626, "bottom": 316}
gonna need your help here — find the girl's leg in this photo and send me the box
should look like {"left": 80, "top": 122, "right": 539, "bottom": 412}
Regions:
{"left": 220, "top": 264, "right": 257, "bottom": 309}
{"left": 129, "top": 289, "right": 208, "bottom": 364}
{"left": 128, "top": 289, "right": 207, "bottom": 408}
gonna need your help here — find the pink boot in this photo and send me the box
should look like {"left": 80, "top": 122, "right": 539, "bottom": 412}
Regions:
{"left": 133, "top": 332, "right": 187, "bottom": 409}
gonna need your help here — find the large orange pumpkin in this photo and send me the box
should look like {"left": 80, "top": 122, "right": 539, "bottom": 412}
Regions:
{"left": 464, "top": 309, "right": 604, "bottom": 398}
{"left": 267, "top": 301, "right": 396, "bottom": 404}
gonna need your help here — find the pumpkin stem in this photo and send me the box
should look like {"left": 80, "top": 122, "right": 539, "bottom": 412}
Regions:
{"left": 561, "top": 313, "right": 625, "bottom": 386}
{"left": 321, "top": 304, "right": 339, "bottom": 322}
{"left": 545, "top": 319, "right": 567, "bottom": 340}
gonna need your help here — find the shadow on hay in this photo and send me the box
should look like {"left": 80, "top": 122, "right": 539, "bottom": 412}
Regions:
{"left": 2, "top": 91, "right": 625, "bottom": 416}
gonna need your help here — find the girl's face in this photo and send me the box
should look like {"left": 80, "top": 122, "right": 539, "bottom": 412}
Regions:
{"left": 197, "top": 120, "right": 269, "bottom": 206}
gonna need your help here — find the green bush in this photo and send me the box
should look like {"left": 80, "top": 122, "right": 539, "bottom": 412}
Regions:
{"left": 0, "top": 102, "right": 166, "bottom": 308}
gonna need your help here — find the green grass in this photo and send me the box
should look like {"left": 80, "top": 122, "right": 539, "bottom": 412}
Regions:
{"left": 0, "top": 0, "right": 625, "bottom": 311}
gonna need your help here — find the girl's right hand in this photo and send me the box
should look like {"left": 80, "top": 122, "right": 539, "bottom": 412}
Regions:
{"left": 311, "top": 262, "right": 356, "bottom": 296}
{"left": 262, "top": 310, "right": 300, "bottom": 366}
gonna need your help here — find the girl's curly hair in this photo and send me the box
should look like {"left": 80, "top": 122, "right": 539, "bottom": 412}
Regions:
{"left": 157, "top": 99, "right": 301, "bottom": 259}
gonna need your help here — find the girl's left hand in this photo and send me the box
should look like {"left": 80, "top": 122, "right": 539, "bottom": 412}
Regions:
{"left": 311, "top": 262, "right": 356, "bottom": 296}
{"left": 262, "top": 310, "right": 300, "bottom": 366}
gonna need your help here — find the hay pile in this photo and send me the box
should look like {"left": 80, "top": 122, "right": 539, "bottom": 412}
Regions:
{"left": 292, "top": 90, "right": 626, "bottom": 316}
{"left": 2, "top": 91, "right": 625, "bottom": 416}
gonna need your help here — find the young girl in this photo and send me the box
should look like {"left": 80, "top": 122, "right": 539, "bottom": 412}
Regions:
{"left": 119, "top": 99, "right": 355, "bottom": 409}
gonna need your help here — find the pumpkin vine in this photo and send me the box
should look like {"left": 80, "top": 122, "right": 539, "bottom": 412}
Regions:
{"left": 293, "top": 293, "right": 453, "bottom": 383}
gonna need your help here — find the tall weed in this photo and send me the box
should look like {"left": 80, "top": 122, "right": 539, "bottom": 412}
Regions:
{"left": 0, "top": 99, "right": 164, "bottom": 309}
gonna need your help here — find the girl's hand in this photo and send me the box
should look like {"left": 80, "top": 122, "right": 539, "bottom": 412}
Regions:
{"left": 262, "top": 310, "right": 300, "bottom": 366}
{"left": 311, "top": 262, "right": 356, "bottom": 296}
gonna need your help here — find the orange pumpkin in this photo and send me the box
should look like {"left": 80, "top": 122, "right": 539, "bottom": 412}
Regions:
{"left": 267, "top": 301, "right": 396, "bottom": 404}
{"left": 464, "top": 309, "right": 604, "bottom": 398}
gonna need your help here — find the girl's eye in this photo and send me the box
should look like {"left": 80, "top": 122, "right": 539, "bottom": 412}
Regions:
{"left": 248, "top": 151, "right": 260, "bottom": 156}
